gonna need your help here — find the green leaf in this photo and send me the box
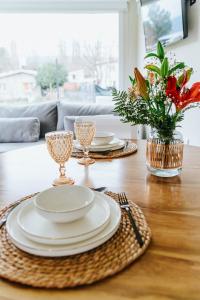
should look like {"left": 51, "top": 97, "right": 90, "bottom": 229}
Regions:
{"left": 129, "top": 75, "right": 136, "bottom": 86}
{"left": 168, "top": 62, "right": 185, "bottom": 76}
{"left": 161, "top": 57, "right": 169, "bottom": 78}
{"left": 145, "top": 80, "right": 150, "bottom": 89}
{"left": 145, "top": 53, "right": 159, "bottom": 59}
{"left": 145, "top": 64, "right": 161, "bottom": 76}
{"left": 157, "top": 41, "right": 165, "bottom": 60}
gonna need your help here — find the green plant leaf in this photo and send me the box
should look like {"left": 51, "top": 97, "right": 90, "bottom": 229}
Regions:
{"left": 129, "top": 75, "right": 136, "bottom": 86}
{"left": 145, "top": 64, "right": 161, "bottom": 76}
{"left": 157, "top": 41, "right": 165, "bottom": 60}
{"left": 145, "top": 53, "right": 159, "bottom": 59}
{"left": 145, "top": 80, "right": 150, "bottom": 89}
{"left": 161, "top": 57, "right": 169, "bottom": 78}
{"left": 168, "top": 62, "right": 185, "bottom": 75}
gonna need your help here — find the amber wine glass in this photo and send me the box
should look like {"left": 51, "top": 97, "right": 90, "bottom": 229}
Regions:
{"left": 74, "top": 121, "right": 96, "bottom": 165}
{"left": 45, "top": 131, "right": 74, "bottom": 186}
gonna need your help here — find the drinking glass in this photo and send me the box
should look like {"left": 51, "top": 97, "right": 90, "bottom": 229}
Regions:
{"left": 45, "top": 131, "right": 74, "bottom": 186}
{"left": 74, "top": 121, "right": 96, "bottom": 165}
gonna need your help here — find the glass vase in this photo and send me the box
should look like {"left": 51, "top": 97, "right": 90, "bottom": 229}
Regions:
{"left": 146, "top": 130, "right": 184, "bottom": 177}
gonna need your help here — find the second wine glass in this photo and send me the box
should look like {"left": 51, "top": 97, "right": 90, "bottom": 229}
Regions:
{"left": 74, "top": 121, "right": 96, "bottom": 165}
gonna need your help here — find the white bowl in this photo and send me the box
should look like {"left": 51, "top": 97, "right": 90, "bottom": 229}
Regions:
{"left": 34, "top": 185, "right": 94, "bottom": 223}
{"left": 93, "top": 131, "right": 115, "bottom": 145}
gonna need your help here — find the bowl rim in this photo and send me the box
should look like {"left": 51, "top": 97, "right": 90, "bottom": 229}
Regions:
{"left": 94, "top": 131, "right": 115, "bottom": 138}
{"left": 34, "top": 185, "right": 94, "bottom": 214}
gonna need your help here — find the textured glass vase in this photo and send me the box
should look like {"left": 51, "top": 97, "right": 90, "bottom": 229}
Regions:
{"left": 146, "top": 130, "right": 184, "bottom": 177}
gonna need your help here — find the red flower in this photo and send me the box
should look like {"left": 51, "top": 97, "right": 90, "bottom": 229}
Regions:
{"left": 166, "top": 76, "right": 200, "bottom": 110}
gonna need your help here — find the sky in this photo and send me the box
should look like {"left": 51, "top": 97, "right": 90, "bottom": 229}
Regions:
{"left": 0, "top": 13, "right": 118, "bottom": 60}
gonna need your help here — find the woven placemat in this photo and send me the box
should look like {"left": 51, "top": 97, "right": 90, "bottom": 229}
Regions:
{"left": 71, "top": 142, "right": 137, "bottom": 159}
{"left": 0, "top": 192, "right": 151, "bottom": 288}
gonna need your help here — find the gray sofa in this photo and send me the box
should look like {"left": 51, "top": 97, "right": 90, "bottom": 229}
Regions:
{"left": 0, "top": 101, "right": 114, "bottom": 153}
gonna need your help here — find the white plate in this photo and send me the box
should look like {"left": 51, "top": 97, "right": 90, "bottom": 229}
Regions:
{"left": 75, "top": 138, "right": 121, "bottom": 149}
{"left": 6, "top": 192, "right": 121, "bottom": 257}
{"left": 89, "top": 140, "right": 125, "bottom": 152}
{"left": 74, "top": 139, "right": 125, "bottom": 152}
{"left": 17, "top": 194, "right": 110, "bottom": 245}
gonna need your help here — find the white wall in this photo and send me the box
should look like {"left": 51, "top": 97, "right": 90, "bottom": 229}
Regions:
{"left": 136, "top": 1, "right": 200, "bottom": 146}
{"left": 119, "top": 0, "right": 138, "bottom": 90}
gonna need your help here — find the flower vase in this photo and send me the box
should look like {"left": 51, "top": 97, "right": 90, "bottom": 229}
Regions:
{"left": 146, "top": 130, "right": 184, "bottom": 177}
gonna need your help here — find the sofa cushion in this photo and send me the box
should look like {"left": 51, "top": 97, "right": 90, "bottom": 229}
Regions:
{"left": 57, "top": 102, "right": 114, "bottom": 130}
{"left": 0, "top": 139, "right": 45, "bottom": 153}
{"left": 64, "top": 115, "right": 113, "bottom": 133}
{"left": 0, "top": 101, "right": 58, "bottom": 137}
{"left": 0, "top": 117, "right": 40, "bottom": 142}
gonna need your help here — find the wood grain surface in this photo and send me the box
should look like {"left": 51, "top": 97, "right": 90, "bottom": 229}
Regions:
{"left": 0, "top": 140, "right": 200, "bottom": 300}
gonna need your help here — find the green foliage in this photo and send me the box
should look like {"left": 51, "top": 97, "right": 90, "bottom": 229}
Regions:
{"left": 112, "top": 42, "right": 195, "bottom": 143}
{"left": 168, "top": 62, "right": 185, "bottom": 76}
{"left": 112, "top": 88, "right": 149, "bottom": 126}
{"left": 161, "top": 57, "right": 169, "bottom": 78}
{"left": 145, "top": 65, "right": 161, "bottom": 75}
{"left": 157, "top": 41, "right": 165, "bottom": 61}
{"left": 37, "top": 63, "right": 67, "bottom": 90}
{"left": 112, "top": 41, "right": 188, "bottom": 142}
{"left": 145, "top": 59, "right": 185, "bottom": 78}
{"left": 144, "top": 42, "right": 165, "bottom": 62}
{"left": 129, "top": 75, "right": 136, "bottom": 86}
{"left": 144, "top": 53, "right": 159, "bottom": 60}
{"left": 113, "top": 87, "right": 184, "bottom": 141}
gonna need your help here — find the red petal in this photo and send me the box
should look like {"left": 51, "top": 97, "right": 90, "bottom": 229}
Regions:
{"left": 190, "top": 82, "right": 200, "bottom": 98}
{"left": 179, "top": 97, "right": 200, "bottom": 110}
{"left": 166, "top": 76, "right": 177, "bottom": 91}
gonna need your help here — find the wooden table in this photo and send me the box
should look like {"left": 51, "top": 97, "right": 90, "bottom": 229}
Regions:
{"left": 0, "top": 141, "right": 200, "bottom": 300}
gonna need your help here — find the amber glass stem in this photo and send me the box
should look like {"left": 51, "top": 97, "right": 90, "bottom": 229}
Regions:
{"left": 83, "top": 147, "right": 89, "bottom": 159}
{"left": 59, "top": 163, "right": 66, "bottom": 178}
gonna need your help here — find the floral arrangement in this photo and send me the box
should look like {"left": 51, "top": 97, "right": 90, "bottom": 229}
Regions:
{"left": 113, "top": 41, "right": 200, "bottom": 142}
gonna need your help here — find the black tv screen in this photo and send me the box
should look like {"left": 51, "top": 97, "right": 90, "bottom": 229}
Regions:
{"left": 140, "top": 0, "right": 188, "bottom": 51}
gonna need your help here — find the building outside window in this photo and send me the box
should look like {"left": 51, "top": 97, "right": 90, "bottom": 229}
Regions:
{"left": 0, "top": 13, "right": 119, "bottom": 104}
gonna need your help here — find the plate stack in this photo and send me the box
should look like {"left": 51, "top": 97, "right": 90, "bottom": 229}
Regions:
{"left": 6, "top": 185, "right": 121, "bottom": 257}
{"left": 74, "top": 131, "right": 125, "bottom": 152}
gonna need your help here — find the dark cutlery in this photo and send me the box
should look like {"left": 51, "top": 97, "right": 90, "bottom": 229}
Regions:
{"left": 91, "top": 187, "right": 107, "bottom": 192}
{"left": 118, "top": 192, "right": 144, "bottom": 247}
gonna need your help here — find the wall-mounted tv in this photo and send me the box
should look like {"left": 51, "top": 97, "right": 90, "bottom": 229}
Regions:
{"left": 140, "top": 0, "right": 188, "bottom": 51}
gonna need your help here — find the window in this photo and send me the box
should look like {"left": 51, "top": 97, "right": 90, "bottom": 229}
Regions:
{"left": 0, "top": 13, "right": 119, "bottom": 104}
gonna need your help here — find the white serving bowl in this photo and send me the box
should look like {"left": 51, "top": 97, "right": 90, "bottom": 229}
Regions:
{"left": 93, "top": 131, "right": 115, "bottom": 145}
{"left": 34, "top": 185, "right": 94, "bottom": 223}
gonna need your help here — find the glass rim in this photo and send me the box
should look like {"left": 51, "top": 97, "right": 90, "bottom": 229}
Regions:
{"left": 45, "top": 130, "right": 73, "bottom": 137}
{"left": 74, "top": 121, "right": 95, "bottom": 126}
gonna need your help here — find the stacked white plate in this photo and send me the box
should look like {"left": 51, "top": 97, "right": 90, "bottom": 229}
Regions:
{"left": 74, "top": 131, "right": 125, "bottom": 153}
{"left": 6, "top": 186, "right": 121, "bottom": 257}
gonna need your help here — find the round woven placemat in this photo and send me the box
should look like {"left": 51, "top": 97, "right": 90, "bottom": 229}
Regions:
{"left": 0, "top": 192, "right": 151, "bottom": 288}
{"left": 72, "top": 142, "right": 137, "bottom": 159}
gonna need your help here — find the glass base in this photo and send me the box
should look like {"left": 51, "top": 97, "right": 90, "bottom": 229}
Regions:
{"left": 147, "top": 165, "right": 182, "bottom": 177}
{"left": 53, "top": 176, "right": 74, "bottom": 186}
{"left": 78, "top": 157, "right": 95, "bottom": 165}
